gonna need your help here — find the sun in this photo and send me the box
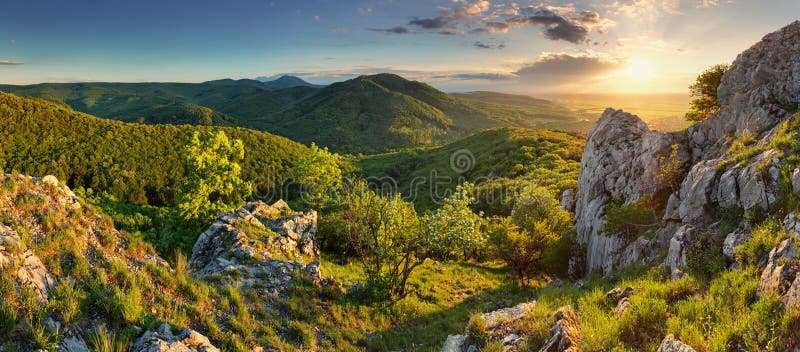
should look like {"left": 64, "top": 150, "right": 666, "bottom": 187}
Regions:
{"left": 626, "top": 60, "right": 656, "bottom": 81}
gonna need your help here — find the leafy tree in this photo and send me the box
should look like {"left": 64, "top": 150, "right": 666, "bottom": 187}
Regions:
{"left": 291, "top": 143, "right": 343, "bottom": 208}
{"left": 490, "top": 185, "right": 573, "bottom": 283}
{"left": 177, "top": 131, "right": 251, "bottom": 221}
{"left": 685, "top": 64, "right": 729, "bottom": 122}
{"left": 421, "top": 182, "right": 486, "bottom": 260}
{"left": 340, "top": 181, "right": 428, "bottom": 298}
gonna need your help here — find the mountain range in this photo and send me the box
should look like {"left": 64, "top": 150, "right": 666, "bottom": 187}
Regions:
{"left": 0, "top": 74, "right": 582, "bottom": 154}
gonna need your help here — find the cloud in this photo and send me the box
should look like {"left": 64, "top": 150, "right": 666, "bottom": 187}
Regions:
{"left": 506, "top": 7, "right": 614, "bottom": 43}
{"left": 473, "top": 41, "right": 506, "bottom": 49}
{"left": 408, "top": 0, "right": 490, "bottom": 31}
{"left": 471, "top": 21, "right": 511, "bottom": 34}
{"left": 513, "top": 52, "right": 624, "bottom": 84}
{"left": 434, "top": 72, "right": 515, "bottom": 80}
{"left": 368, "top": 26, "right": 410, "bottom": 34}
{"left": 0, "top": 60, "right": 24, "bottom": 65}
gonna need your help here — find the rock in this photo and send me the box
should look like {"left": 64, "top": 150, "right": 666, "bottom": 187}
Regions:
{"left": 189, "top": 201, "right": 324, "bottom": 293}
{"left": 664, "top": 225, "right": 698, "bottom": 275}
{"left": 440, "top": 335, "right": 467, "bottom": 352}
{"left": 792, "top": 168, "right": 800, "bottom": 193}
{"left": 0, "top": 223, "right": 56, "bottom": 302}
{"left": 545, "top": 278, "right": 563, "bottom": 289}
{"left": 42, "top": 175, "right": 60, "bottom": 188}
{"left": 58, "top": 336, "right": 90, "bottom": 352}
{"left": 677, "top": 160, "right": 720, "bottom": 223}
{"left": 132, "top": 323, "right": 219, "bottom": 352}
{"left": 539, "top": 306, "right": 580, "bottom": 352}
{"left": 560, "top": 189, "right": 575, "bottom": 212}
{"left": 758, "top": 238, "right": 799, "bottom": 301}
{"left": 605, "top": 286, "right": 633, "bottom": 303}
{"left": 656, "top": 334, "right": 696, "bottom": 352}
{"left": 574, "top": 108, "right": 690, "bottom": 275}
{"left": 723, "top": 231, "right": 750, "bottom": 265}
{"left": 614, "top": 297, "right": 631, "bottom": 316}
{"left": 689, "top": 21, "right": 800, "bottom": 161}
{"left": 465, "top": 345, "right": 478, "bottom": 352}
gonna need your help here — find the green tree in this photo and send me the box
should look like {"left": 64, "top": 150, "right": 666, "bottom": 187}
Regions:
{"left": 340, "top": 181, "right": 427, "bottom": 298}
{"left": 685, "top": 64, "right": 729, "bottom": 122}
{"left": 422, "top": 182, "right": 486, "bottom": 260}
{"left": 177, "top": 131, "right": 251, "bottom": 221}
{"left": 291, "top": 143, "right": 343, "bottom": 208}
{"left": 490, "top": 185, "right": 573, "bottom": 283}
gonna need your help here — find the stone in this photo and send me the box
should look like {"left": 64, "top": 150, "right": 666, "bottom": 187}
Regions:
{"left": 58, "top": 336, "right": 90, "bottom": 352}
{"left": 574, "top": 108, "right": 690, "bottom": 275}
{"left": 539, "top": 306, "right": 580, "bottom": 352}
{"left": 723, "top": 231, "right": 750, "bottom": 264}
{"left": 560, "top": 189, "right": 575, "bottom": 212}
{"left": 131, "top": 323, "right": 219, "bottom": 352}
{"left": 792, "top": 168, "right": 800, "bottom": 193}
{"left": 664, "top": 225, "right": 698, "bottom": 275}
{"left": 758, "top": 238, "right": 799, "bottom": 298}
{"left": 614, "top": 297, "right": 631, "bottom": 316}
{"left": 440, "top": 335, "right": 467, "bottom": 352}
{"left": 656, "top": 334, "right": 696, "bottom": 352}
{"left": 42, "top": 175, "right": 60, "bottom": 188}
{"left": 0, "top": 223, "right": 56, "bottom": 303}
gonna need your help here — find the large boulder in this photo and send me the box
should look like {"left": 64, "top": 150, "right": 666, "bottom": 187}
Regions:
{"left": 131, "top": 323, "right": 219, "bottom": 352}
{"left": 0, "top": 223, "right": 56, "bottom": 303}
{"left": 189, "top": 201, "right": 324, "bottom": 293}
{"left": 574, "top": 109, "right": 690, "bottom": 275}
{"left": 688, "top": 21, "right": 800, "bottom": 162}
{"left": 758, "top": 238, "right": 800, "bottom": 307}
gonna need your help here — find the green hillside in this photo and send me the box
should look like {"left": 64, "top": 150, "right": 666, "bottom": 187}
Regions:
{"left": 1, "top": 74, "right": 584, "bottom": 154}
{"left": 0, "top": 92, "right": 306, "bottom": 206}
{"left": 358, "top": 127, "right": 584, "bottom": 212}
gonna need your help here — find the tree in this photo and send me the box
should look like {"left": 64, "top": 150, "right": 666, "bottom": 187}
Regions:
{"left": 291, "top": 143, "right": 343, "bottom": 208}
{"left": 340, "top": 181, "right": 427, "bottom": 298}
{"left": 490, "top": 185, "right": 573, "bottom": 283}
{"left": 685, "top": 64, "right": 729, "bottom": 122}
{"left": 177, "top": 131, "right": 251, "bottom": 221}
{"left": 422, "top": 182, "right": 486, "bottom": 260}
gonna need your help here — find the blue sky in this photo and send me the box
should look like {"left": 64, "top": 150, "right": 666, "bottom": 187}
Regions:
{"left": 1, "top": 0, "right": 798, "bottom": 93}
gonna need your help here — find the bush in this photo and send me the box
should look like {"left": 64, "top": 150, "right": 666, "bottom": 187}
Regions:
{"left": 603, "top": 195, "right": 662, "bottom": 239}
{"left": 87, "top": 325, "right": 130, "bottom": 352}
{"left": 686, "top": 231, "right": 726, "bottom": 282}
{"left": 0, "top": 302, "right": 16, "bottom": 336}
{"left": 617, "top": 296, "right": 667, "bottom": 350}
{"left": 735, "top": 218, "right": 786, "bottom": 267}
{"left": 466, "top": 313, "right": 488, "bottom": 344}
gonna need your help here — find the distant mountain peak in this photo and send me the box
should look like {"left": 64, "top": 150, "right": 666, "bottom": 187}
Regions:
{"left": 256, "top": 75, "right": 323, "bottom": 89}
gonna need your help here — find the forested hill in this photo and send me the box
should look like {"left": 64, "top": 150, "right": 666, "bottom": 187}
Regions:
{"left": 1, "top": 74, "right": 582, "bottom": 154}
{"left": 0, "top": 92, "right": 307, "bottom": 206}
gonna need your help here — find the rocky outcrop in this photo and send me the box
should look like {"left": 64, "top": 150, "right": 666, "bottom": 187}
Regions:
{"left": 656, "top": 334, "right": 696, "bottom": 352}
{"left": 440, "top": 302, "right": 535, "bottom": 352}
{"left": 0, "top": 223, "right": 56, "bottom": 302}
{"left": 539, "top": 306, "right": 580, "bottom": 352}
{"left": 758, "top": 238, "right": 800, "bottom": 307}
{"left": 560, "top": 189, "right": 575, "bottom": 212}
{"left": 189, "top": 200, "right": 324, "bottom": 293}
{"left": 574, "top": 109, "right": 690, "bottom": 275}
{"left": 689, "top": 21, "right": 800, "bottom": 162}
{"left": 132, "top": 323, "right": 219, "bottom": 352}
{"left": 574, "top": 21, "right": 800, "bottom": 276}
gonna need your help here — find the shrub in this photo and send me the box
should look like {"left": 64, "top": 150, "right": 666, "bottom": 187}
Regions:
{"left": 603, "top": 195, "right": 662, "bottom": 239}
{"left": 87, "top": 325, "right": 130, "bottom": 352}
{"left": 111, "top": 284, "right": 144, "bottom": 324}
{"left": 466, "top": 314, "right": 488, "bottom": 345}
{"left": 735, "top": 218, "right": 786, "bottom": 267}
{"left": 0, "top": 302, "right": 17, "bottom": 336}
{"left": 617, "top": 296, "right": 667, "bottom": 350}
{"left": 422, "top": 182, "right": 486, "bottom": 260}
{"left": 51, "top": 281, "right": 86, "bottom": 323}
{"left": 686, "top": 231, "right": 726, "bottom": 282}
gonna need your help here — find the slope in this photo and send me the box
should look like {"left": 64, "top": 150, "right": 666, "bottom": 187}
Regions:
{"left": 0, "top": 92, "right": 306, "bottom": 206}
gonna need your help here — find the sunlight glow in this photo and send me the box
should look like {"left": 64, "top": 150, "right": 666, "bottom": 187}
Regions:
{"left": 626, "top": 60, "right": 656, "bottom": 81}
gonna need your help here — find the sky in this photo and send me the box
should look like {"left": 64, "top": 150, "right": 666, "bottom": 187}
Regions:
{"left": 0, "top": 0, "right": 797, "bottom": 93}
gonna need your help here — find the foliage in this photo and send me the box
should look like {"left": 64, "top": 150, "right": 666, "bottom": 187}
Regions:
{"left": 685, "top": 64, "right": 729, "bottom": 122}
{"left": 686, "top": 231, "right": 727, "bottom": 282}
{"left": 603, "top": 195, "right": 662, "bottom": 239}
{"left": 659, "top": 144, "right": 685, "bottom": 192}
{"left": 1, "top": 74, "right": 585, "bottom": 154}
{"left": 421, "top": 182, "right": 486, "bottom": 260}
{"left": 87, "top": 325, "right": 130, "bottom": 352}
{"left": 489, "top": 185, "right": 573, "bottom": 283}
{"left": 0, "top": 92, "right": 305, "bottom": 207}
{"left": 291, "top": 143, "right": 343, "bottom": 208}
{"left": 735, "top": 218, "right": 788, "bottom": 267}
{"left": 177, "top": 131, "right": 250, "bottom": 221}
{"left": 339, "top": 180, "right": 428, "bottom": 298}
{"left": 0, "top": 302, "right": 16, "bottom": 336}
{"left": 358, "top": 127, "right": 583, "bottom": 214}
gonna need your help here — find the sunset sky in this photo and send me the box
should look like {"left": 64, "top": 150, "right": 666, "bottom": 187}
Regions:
{"left": 1, "top": 0, "right": 797, "bottom": 93}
